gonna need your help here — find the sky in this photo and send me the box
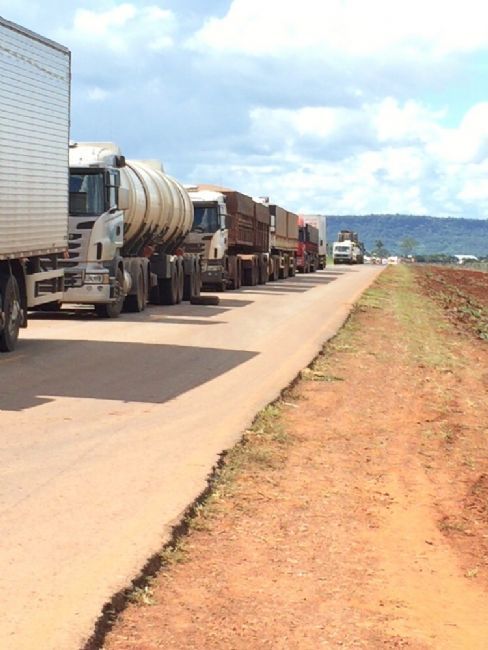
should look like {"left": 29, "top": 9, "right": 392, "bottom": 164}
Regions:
{"left": 2, "top": 0, "right": 488, "bottom": 218}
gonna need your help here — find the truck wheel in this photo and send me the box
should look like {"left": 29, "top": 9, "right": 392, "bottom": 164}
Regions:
{"left": 183, "top": 263, "right": 195, "bottom": 301}
{"left": 0, "top": 274, "right": 22, "bottom": 352}
{"left": 235, "top": 259, "right": 242, "bottom": 289}
{"left": 160, "top": 262, "right": 179, "bottom": 305}
{"left": 95, "top": 268, "right": 124, "bottom": 318}
{"left": 176, "top": 260, "right": 184, "bottom": 303}
{"left": 252, "top": 258, "right": 259, "bottom": 286}
{"left": 124, "top": 265, "right": 145, "bottom": 312}
{"left": 279, "top": 259, "right": 289, "bottom": 279}
{"left": 193, "top": 263, "right": 202, "bottom": 297}
{"left": 258, "top": 257, "right": 268, "bottom": 284}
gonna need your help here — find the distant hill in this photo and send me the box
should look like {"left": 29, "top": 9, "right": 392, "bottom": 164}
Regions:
{"left": 325, "top": 214, "right": 488, "bottom": 256}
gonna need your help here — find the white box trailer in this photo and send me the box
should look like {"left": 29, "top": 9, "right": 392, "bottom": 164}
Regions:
{"left": 0, "top": 17, "right": 70, "bottom": 350}
{"left": 300, "top": 214, "right": 327, "bottom": 269}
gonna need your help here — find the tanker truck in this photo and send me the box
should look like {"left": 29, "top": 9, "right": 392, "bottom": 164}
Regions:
{"left": 62, "top": 142, "right": 201, "bottom": 316}
{"left": 0, "top": 17, "right": 69, "bottom": 351}
{"left": 183, "top": 185, "right": 269, "bottom": 291}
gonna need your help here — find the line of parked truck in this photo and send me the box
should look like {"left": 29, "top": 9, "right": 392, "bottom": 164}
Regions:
{"left": 0, "top": 17, "right": 327, "bottom": 351}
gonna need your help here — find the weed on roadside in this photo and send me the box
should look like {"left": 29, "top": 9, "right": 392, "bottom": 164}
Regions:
{"left": 128, "top": 585, "right": 156, "bottom": 607}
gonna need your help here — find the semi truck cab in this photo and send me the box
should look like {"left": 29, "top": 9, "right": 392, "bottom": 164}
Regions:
{"left": 333, "top": 240, "right": 358, "bottom": 264}
{"left": 64, "top": 149, "right": 129, "bottom": 308}
{"left": 184, "top": 190, "right": 229, "bottom": 287}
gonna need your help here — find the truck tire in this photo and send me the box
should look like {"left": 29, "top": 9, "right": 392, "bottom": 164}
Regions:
{"left": 95, "top": 268, "right": 124, "bottom": 318}
{"left": 160, "top": 262, "right": 179, "bottom": 305}
{"left": 190, "top": 295, "right": 220, "bottom": 306}
{"left": 279, "top": 258, "right": 289, "bottom": 279}
{"left": 227, "top": 256, "right": 239, "bottom": 290}
{"left": 0, "top": 274, "right": 22, "bottom": 352}
{"left": 183, "top": 260, "right": 200, "bottom": 300}
{"left": 233, "top": 258, "right": 241, "bottom": 289}
{"left": 124, "top": 265, "right": 145, "bottom": 312}
{"left": 176, "top": 259, "right": 184, "bottom": 304}
{"left": 237, "top": 259, "right": 242, "bottom": 289}
{"left": 194, "top": 264, "right": 202, "bottom": 297}
{"left": 258, "top": 256, "right": 268, "bottom": 284}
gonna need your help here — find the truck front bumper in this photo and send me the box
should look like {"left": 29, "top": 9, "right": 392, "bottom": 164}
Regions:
{"left": 62, "top": 283, "right": 113, "bottom": 304}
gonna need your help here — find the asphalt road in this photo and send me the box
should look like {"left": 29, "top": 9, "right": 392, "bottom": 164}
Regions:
{"left": 0, "top": 265, "right": 382, "bottom": 649}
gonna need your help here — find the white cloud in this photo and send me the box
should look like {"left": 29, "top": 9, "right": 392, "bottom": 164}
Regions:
{"left": 250, "top": 106, "right": 356, "bottom": 140}
{"left": 58, "top": 3, "right": 176, "bottom": 54}
{"left": 372, "top": 98, "right": 444, "bottom": 145}
{"left": 87, "top": 87, "right": 110, "bottom": 102}
{"left": 186, "top": 97, "right": 488, "bottom": 217}
{"left": 191, "top": 0, "right": 488, "bottom": 59}
{"left": 433, "top": 103, "right": 488, "bottom": 163}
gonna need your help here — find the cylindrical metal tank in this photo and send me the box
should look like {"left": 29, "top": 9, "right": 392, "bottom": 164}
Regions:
{"left": 69, "top": 142, "right": 193, "bottom": 254}
{"left": 121, "top": 160, "right": 193, "bottom": 253}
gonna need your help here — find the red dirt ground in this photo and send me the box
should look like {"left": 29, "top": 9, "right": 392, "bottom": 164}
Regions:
{"left": 103, "top": 266, "right": 488, "bottom": 650}
{"left": 415, "top": 266, "right": 488, "bottom": 340}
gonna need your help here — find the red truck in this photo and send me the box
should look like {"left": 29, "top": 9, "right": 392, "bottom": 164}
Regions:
{"left": 296, "top": 217, "right": 319, "bottom": 273}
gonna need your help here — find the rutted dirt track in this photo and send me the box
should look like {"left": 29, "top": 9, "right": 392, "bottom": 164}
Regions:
{"left": 104, "top": 265, "right": 488, "bottom": 650}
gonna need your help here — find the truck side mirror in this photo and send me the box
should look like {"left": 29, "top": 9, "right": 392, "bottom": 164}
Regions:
{"left": 118, "top": 187, "right": 129, "bottom": 211}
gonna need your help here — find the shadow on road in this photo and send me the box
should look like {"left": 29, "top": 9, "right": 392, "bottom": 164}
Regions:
{"left": 0, "top": 340, "right": 258, "bottom": 411}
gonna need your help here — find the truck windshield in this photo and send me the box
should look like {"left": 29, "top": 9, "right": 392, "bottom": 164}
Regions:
{"left": 335, "top": 245, "right": 350, "bottom": 252}
{"left": 192, "top": 206, "right": 220, "bottom": 233}
{"left": 69, "top": 172, "right": 105, "bottom": 216}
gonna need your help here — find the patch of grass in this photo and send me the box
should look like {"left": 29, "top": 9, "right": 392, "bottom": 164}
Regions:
{"left": 128, "top": 584, "right": 156, "bottom": 607}
{"left": 465, "top": 567, "right": 479, "bottom": 578}
{"left": 301, "top": 368, "right": 344, "bottom": 382}
{"left": 388, "top": 266, "right": 459, "bottom": 369}
{"left": 440, "top": 426, "right": 456, "bottom": 444}
{"left": 271, "top": 429, "right": 292, "bottom": 445}
{"left": 439, "top": 517, "right": 468, "bottom": 534}
{"left": 159, "top": 543, "right": 188, "bottom": 564}
{"left": 179, "top": 402, "right": 293, "bottom": 534}
{"left": 358, "top": 285, "right": 390, "bottom": 310}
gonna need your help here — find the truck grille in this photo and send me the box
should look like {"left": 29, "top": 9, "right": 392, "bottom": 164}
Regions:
{"left": 61, "top": 217, "right": 96, "bottom": 268}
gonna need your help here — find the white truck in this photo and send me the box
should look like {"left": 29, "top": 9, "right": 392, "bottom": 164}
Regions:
{"left": 0, "top": 17, "right": 69, "bottom": 351}
{"left": 333, "top": 229, "right": 365, "bottom": 265}
{"left": 183, "top": 186, "right": 270, "bottom": 290}
{"left": 300, "top": 215, "right": 327, "bottom": 269}
{"left": 332, "top": 240, "right": 360, "bottom": 264}
{"left": 62, "top": 142, "right": 201, "bottom": 316}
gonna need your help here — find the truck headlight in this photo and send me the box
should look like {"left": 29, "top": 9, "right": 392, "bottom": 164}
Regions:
{"left": 85, "top": 273, "right": 108, "bottom": 284}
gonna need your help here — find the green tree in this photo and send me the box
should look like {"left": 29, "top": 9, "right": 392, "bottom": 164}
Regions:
{"left": 399, "top": 236, "right": 418, "bottom": 257}
{"left": 372, "top": 239, "right": 389, "bottom": 258}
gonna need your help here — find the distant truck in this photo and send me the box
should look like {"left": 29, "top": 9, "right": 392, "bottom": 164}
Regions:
{"left": 184, "top": 186, "right": 271, "bottom": 290}
{"left": 0, "top": 18, "right": 70, "bottom": 351}
{"left": 333, "top": 230, "right": 364, "bottom": 265}
{"left": 261, "top": 201, "right": 298, "bottom": 280}
{"left": 297, "top": 218, "right": 320, "bottom": 273}
{"left": 62, "top": 142, "right": 202, "bottom": 316}
{"left": 300, "top": 215, "right": 327, "bottom": 269}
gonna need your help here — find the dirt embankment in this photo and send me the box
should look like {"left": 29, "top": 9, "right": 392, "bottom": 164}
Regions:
{"left": 102, "top": 265, "right": 488, "bottom": 650}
